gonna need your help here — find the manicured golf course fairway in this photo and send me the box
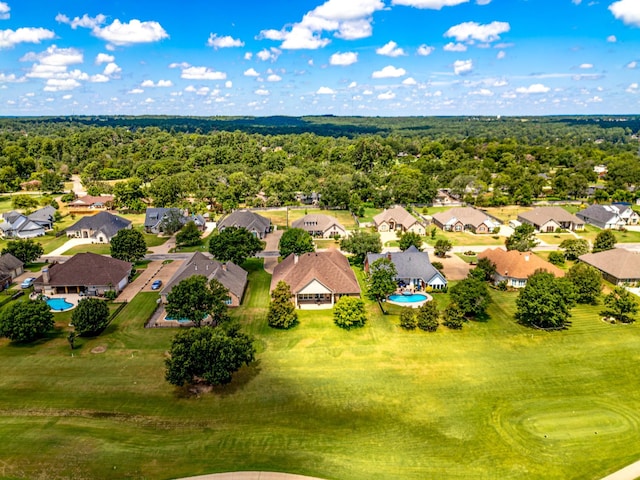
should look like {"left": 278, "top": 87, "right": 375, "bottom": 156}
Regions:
{"left": 0, "top": 260, "right": 639, "bottom": 480}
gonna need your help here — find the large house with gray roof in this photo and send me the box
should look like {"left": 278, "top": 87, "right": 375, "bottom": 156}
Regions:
{"left": 217, "top": 210, "right": 271, "bottom": 239}
{"left": 27, "top": 206, "right": 56, "bottom": 231}
{"left": 66, "top": 211, "right": 132, "bottom": 243}
{"left": 160, "top": 251, "right": 247, "bottom": 307}
{"left": 577, "top": 204, "right": 639, "bottom": 230}
{"left": 365, "top": 246, "right": 447, "bottom": 291}
{"left": 0, "top": 253, "right": 24, "bottom": 291}
{"left": 0, "top": 211, "right": 46, "bottom": 239}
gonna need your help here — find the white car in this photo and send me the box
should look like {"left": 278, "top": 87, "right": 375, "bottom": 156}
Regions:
{"left": 20, "top": 277, "right": 36, "bottom": 289}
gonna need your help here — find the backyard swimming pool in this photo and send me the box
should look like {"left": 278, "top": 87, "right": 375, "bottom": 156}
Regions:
{"left": 387, "top": 292, "right": 431, "bottom": 308}
{"left": 45, "top": 297, "right": 74, "bottom": 311}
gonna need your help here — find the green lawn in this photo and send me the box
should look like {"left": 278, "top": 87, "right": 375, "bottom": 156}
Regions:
{"left": 62, "top": 243, "right": 112, "bottom": 255}
{"left": 425, "top": 229, "right": 505, "bottom": 247}
{"left": 0, "top": 265, "right": 640, "bottom": 479}
{"left": 577, "top": 225, "right": 640, "bottom": 244}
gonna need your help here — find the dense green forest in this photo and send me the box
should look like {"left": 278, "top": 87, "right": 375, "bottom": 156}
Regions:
{"left": 1, "top": 115, "right": 639, "bottom": 213}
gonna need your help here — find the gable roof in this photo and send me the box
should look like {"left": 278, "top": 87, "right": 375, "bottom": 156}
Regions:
{"left": 271, "top": 251, "right": 360, "bottom": 295}
{"left": 144, "top": 207, "right": 185, "bottom": 229}
{"left": 578, "top": 249, "right": 640, "bottom": 281}
{"left": 431, "top": 207, "right": 497, "bottom": 229}
{"left": 217, "top": 210, "right": 271, "bottom": 233}
{"left": 161, "top": 251, "right": 247, "bottom": 299}
{"left": 478, "top": 248, "right": 564, "bottom": 280}
{"left": 518, "top": 207, "right": 583, "bottom": 226}
{"left": 67, "top": 211, "right": 131, "bottom": 238}
{"left": 34, "top": 252, "right": 131, "bottom": 286}
{"left": 68, "top": 195, "right": 114, "bottom": 207}
{"left": 27, "top": 206, "right": 56, "bottom": 225}
{"left": 0, "top": 253, "right": 24, "bottom": 274}
{"left": 291, "top": 214, "right": 346, "bottom": 233}
{"left": 373, "top": 205, "right": 420, "bottom": 228}
{"left": 576, "top": 204, "right": 624, "bottom": 224}
{"left": 0, "top": 212, "right": 45, "bottom": 236}
{"left": 366, "top": 246, "right": 444, "bottom": 284}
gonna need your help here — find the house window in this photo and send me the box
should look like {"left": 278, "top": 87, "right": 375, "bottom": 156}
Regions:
{"left": 225, "top": 297, "right": 232, "bottom": 305}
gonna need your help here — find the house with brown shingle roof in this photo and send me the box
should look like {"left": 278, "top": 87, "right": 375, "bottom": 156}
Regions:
{"left": 478, "top": 248, "right": 564, "bottom": 288}
{"left": 0, "top": 253, "right": 24, "bottom": 291}
{"left": 160, "top": 252, "right": 247, "bottom": 307}
{"left": 270, "top": 251, "right": 361, "bottom": 309}
{"left": 578, "top": 249, "right": 640, "bottom": 286}
{"left": 291, "top": 213, "right": 347, "bottom": 238}
{"left": 33, "top": 252, "right": 131, "bottom": 296}
{"left": 373, "top": 205, "right": 425, "bottom": 235}
{"left": 431, "top": 207, "right": 499, "bottom": 234}
{"left": 517, "top": 207, "right": 584, "bottom": 232}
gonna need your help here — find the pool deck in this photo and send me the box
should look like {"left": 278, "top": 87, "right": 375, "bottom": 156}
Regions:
{"left": 386, "top": 292, "right": 432, "bottom": 309}
{"left": 32, "top": 293, "right": 81, "bottom": 312}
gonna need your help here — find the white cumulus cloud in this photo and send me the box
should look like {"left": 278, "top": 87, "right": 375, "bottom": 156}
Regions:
{"left": 516, "top": 83, "right": 550, "bottom": 94}
{"left": 330, "top": 51, "right": 358, "bottom": 66}
{"left": 316, "top": 86, "right": 335, "bottom": 94}
{"left": 0, "top": 27, "right": 55, "bottom": 49}
{"left": 376, "top": 41, "right": 405, "bottom": 57}
{"left": 128, "top": 88, "right": 144, "bottom": 94}
{"left": 377, "top": 91, "right": 396, "bottom": 100}
{"left": 267, "top": 74, "right": 282, "bottom": 82}
{"left": 579, "top": 63, "right": 593, "bottom": 69}
{"left": 627, "top": 61, "right": 638, "bottom": 69}
{"left": 103, "top": 62, "right": 121, "bottom": 77}
{"left": 244, "top": 68, "right": 260, "bottom": 77}
{"left": 372, "top": 65, "right": 406, "bottom": 78}
{"left": 444, "top": 42, "right": 467, "bottom": 52}
{"left": 58, "top": 13, "right": 168, "bottom": 47}
{"left": 402, "top": 77, "right": 417, "bottom": 85}
{"left": 257, "top": 48, "right": 281, "bottom": 62}
{"left": 44, "top": 78, "right": 81, "bottom": 91}
{"left": 607, "top": 35, "right": 617, "bottom": 43}
{"left": 255, "top": 88, "right": 270, "bottom": 96}
{"left": 0, "top": 73, "right": 24, "bottom": 83}
{"left": 181, "top": 66, "right": 226, "bottom": 80}
{"left": 207, "top": 34, "right": 244, "bottom": 49}
{"left": 445, "top": 21, "right": 510, "bottom": 43}
{"left": 469, "top": 88, "right": 493, "bottom": 96}
{"left": 141, "top": 79, "right": 173, "bottom": 87}
{"left": 95, "top": 53, "right": 114, "bottom": 65}
{"left": 609, "top": 0, "right": 640, "bottom": 27}
{"left": 21, "top": 45, "right": 83, "bottom": 66}
{"left": 0, "top": 2, "right": 10, "bottom": 20}
{"left": 453, "top": 59, "right": 473, "bottom": 75}
{"left": 417, "top": 44, "right": 435, "bottom": 56}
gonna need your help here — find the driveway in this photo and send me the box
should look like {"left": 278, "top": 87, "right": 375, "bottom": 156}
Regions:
{"left": 45, "top": 237, "right": 93, "bottom": 257}
{"left": 262, "top": 230, "right": 282, "bottom": 274}
{"left": 116, "top": 259, "right": 184, "bottom": 303}
{"left": 436, "top": 253, "right": 472, "bottom": 281}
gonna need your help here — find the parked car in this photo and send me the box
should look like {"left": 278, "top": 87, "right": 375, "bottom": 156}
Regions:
{"left": 20, "top": 277, "right": 36, "bottom": 289}
{"left": 151, "top": 280, "right": 162, "bottom": 290}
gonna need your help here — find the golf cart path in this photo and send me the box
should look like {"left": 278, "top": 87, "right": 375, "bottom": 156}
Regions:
{"left": 600, "top": 459, "right": 640, "bottom": 480}
{"left": 175, "top": 473, "right": 327, "bottom": 480}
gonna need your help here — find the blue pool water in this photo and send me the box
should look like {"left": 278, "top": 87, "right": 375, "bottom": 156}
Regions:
{"left": 45, "top": 297, "right": 74, "bottom": 311}
{"left": 388, "top": 293, "right": 428, "bottom": 303}
{"left": 165, "top": 316, "right": 193, "bottom": 323}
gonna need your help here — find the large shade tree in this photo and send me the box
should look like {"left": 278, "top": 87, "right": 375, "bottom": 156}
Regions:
{"left": 449, "top": 277, "right": 490, "bottom": 319}
{"left": 367, "top": 257, "right": 397, "bottom": 303}
{"left": 110, "top": 228, "right": 147, "bottom": 263}
{"left": 0, "top": 300, "right": 54, "bottom": 342}
{"left": 209, "top": 226, "right": 264, "bottom": 265}
{"left": 2, "top": 239, "right": 44, "bottom": 264}
{"left": 278, "top": 227, "right": 315, "bottom": 258}
{"left": 340, "top": 231, "right": 382, "bottom": 265}
{"left": 505, "top": 224, "right": 538, "bottom": 252}
{"left": 515, "top": 270, "right": 576, "bottom": 329}
{"left": 166, "top": 275, "right": 230, "bottom": 327}
{"left": 71, "top": 298, "right": 110, "bottom": 335}
{"left": 267, "top": 281, "right": 298, "bottom": 329}
{"left": 165, "top": 323, "right": 256, "bottom": 387}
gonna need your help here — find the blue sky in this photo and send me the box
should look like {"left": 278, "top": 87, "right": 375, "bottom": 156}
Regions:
{"left": 0, "top": 0, "right": 639, "bottom": 116}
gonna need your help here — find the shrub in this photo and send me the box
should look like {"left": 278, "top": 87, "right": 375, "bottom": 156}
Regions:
{"left": 399, "top": 308, "right": 417, "bottom": 329}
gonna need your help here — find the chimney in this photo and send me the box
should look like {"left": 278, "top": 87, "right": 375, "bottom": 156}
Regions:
{"left": 387, "top": 252, "right": 392, "bottom": 261}
{"left": 294, "top": 254, "right": 299, "bottom": 265}
{"left": 222, "top": 263, "right": 227, "bottom": 271}
{"left": 524, "top": 254, "right": 530, "bottom": 262}
{"left": 42, "top": 268, "right": 50, "bottom": 285}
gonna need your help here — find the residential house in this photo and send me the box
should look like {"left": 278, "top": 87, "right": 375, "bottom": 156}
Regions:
{"left": 271, "top": 251, "right": 361, "bottom": 309}
{"left": 0, "top": 253, "right": 24, "bottom": 291}
{"left": 431, "top": 207, "right": 499, "bottom": 234}
{"left": 0, "top": 211, "right": 46, "bottom": 239}
{"left": 432, "top": 189, "right": 463, "bottom": 207}
{"left": 27, "top": 206, "right": 57, "bottom": 230}
{"left": 33, "top": 252, "right": 132, "bottom": 295}
{"left": 144, "top": 207, "right": 185, "bottom": 234}
{"left": 66, "top": 211, "right": 132, "bottom": 243}
{"left": 67, "top": 195, "right": 114, "bottom": 214}
{"left": 160, "top": 251, "right": 247, "bottom": 307}
{"left": 578, "top": 249, "right": 640, "bottom": 286}
{"left": 576, "top": 204, "right": 639, "bottom": 230}
{"left": 373, "top": 205, "right": 425, "bottom": 235}
{"left": 365, "top": 246, "right": 447, "bottom": 291}
{"left": 478, "top": 248, "right": 564, "bottom": 288}
{"left": 217, "top": 209, "right": 272, "bottom": 239}
{"left": 291, "top": 214, "right": 347, "bottom": 238}
{"left": 517, "top": 207, "right": 584, "bottom": 232}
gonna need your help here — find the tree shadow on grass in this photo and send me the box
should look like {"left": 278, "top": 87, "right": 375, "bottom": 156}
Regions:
{"left": 7, "top": 326, "right": 65, "bottom": 349}
{"left": 173, "top": 359, "right": 263, "bottom": 399}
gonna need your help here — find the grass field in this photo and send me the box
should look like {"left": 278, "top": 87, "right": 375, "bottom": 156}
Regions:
{"left": 425, "top": 229, "right": 505, "bottom": 247}
{"left": 0, "top": 262, "right": 639, "bottom": 479}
